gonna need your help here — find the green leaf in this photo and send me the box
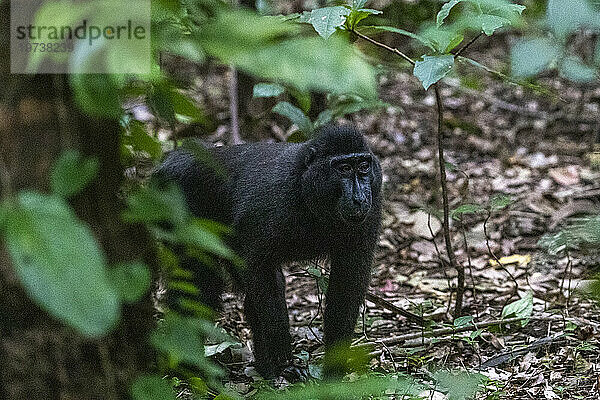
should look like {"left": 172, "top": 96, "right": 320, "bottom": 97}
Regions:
{"left": 315, "top": 110, "right": 333, "bottom": 128}
{"left": 131, "top": 374, "right": 176, "bottom": 400}
{"left": 330, "top": 95, "right": 391, "bottom": 117}
{"left": 439, "top": 0, "right": 525, "bottom": 34}
{"left": 559, "top": 55, "right": 598, "bottom": 83}
{"left": 352, "top": 0, "right": 368, "bottom": 9}
{"left": 489, "top": 194, "right": 512, "bottom": 211}
{"left": 199, "top": 12, "right": 376, "bottom": 97}
{"left": 70, "top": 74, "right": 124, "bottom": 119}
{"left": 287, "top": 87, "right": 312, "bottom": 114}
{"left": 437, "top": 0, "right": 464, "bottom": 27}
{"left": 257, "top": 375, "right": 419, "bottom": 400}
{"left": 453, "top": 315, "right": 474, "bottom": 327}
{"left": 124, "top": 184, "right": 189, "bottom": 226}
{"left": 309, "top": 6, "right": 351, "bottom": 39}
{"left": 461, "top": 13, "right": 512, "bottom": 35}
{"left": 151, "top": 313, "right": 225, "bottom": 378}
{"left": 451, "top": 204, "right": 483, "bottom": 220}
{"left": 108, "top": 262, "right": 151, "bottom": 303}
{"left": 510, "top": 37, "right": 560, "bottom": 78}
{"left": 148, "top": 84, "right": 176, "bottom": 124}
{"left": 272, "top": 101, "right": 314, "bottom": 134}
{"left": 4, "top": 192, "right": 119, "bottom": 337}
{"left": 345, "top": 9, "right": 382, "bottom": 29}
{"left": 419, "top": 25, "right": 464, "bottom": 53}
{"left": 433, "top": 370, "right": 487, "bottom": 400}
{"left": 0, "top": 205, "right": 7, "bottom": 231}
{"left": 253, "top": 83, "right": 285, "bottom": 98}
{"left": 501, "top": 291, "right": 533, "bottom": 326}
{"left": 170, "top": 90, "right": 210, "bottom": 125}
{"left": 50, "top": 150, "right": 99, "bottom": 198}
{"left": 124, "top": 120, "right": 162, "bottom": 159}
{"left": 148, "top": 84, "right": 209, "bottom": 126}
{"left": 175, "top": 219, "right": 237, "bottom": 261}
{"left": 547, "top": 0, "right": 600, "bottom": 39}
{"left": 204, "top": 340, "right": 241, "bottom": 357}
{"left": 413, "top": 55, "right": 455, "bottom": 90}
{"left": 359, "top": 26, "right": 436, "bottom": 50}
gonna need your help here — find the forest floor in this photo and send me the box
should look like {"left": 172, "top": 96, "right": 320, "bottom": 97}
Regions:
{"left": 168, "top": 33, "right": 600, "bottom": 399}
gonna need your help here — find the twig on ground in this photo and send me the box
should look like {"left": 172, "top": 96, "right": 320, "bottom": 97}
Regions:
{"left": 365, "top": 292, "right": 426, "bottom": 326}
{"left": 353, "top": 315, "right": 568, "bottom": 350}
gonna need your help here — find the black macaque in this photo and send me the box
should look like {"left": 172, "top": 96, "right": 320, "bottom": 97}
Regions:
{"left": 155, "top": 125, "right": 383, "bottom": 380}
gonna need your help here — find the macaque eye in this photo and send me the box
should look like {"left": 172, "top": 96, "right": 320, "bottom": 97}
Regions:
{"left": 357, "top": 161, "right": 370, "bottom": 174}
{"left": 337, "top": 163, "right": 352, "bottom": 174}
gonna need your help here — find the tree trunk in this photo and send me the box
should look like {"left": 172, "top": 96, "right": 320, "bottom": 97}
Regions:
{"left": 0, "top": 3, "right": 156, "bottom": 399}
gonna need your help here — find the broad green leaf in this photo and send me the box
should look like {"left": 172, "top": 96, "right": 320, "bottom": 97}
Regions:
{"left": 125, "top": 120, "right": 162, "bottom": 159}
{"left": 420, "top": 25, "right": 464, "bottom": 53}
{"left": 272, "top": 101, "right": 314, "bottom": 134}
{"left": 151, "top": 313, "right": 225, "bottom": 378}
{"left": 451, "top": 204, "right": 483, "bottom": 220}
{"left": 559, "top": 55, "right": 598, "bottom": 83}
{"left": 453, "top": 315, "right": 474, "bottom": 327}
{"left": 345, "top": 9, "right": 382, "bottom": 29}
{"left": 438, "top": 0, "right": 525, "bottom": 33}
{"left": 149, "top": 84, "right": 207, "bottom": 125}
{"left": 315, "top": 109, "right": 333, "bottom": 128}
{"left": 352, "top": 0, "right": 368, "bottom": 9}
{"left": 175, "top": 219, "right": 237, "bottom": 261}
{"left": 50, "top": 150, "right": 99, "bottom": 198}
{"left": 360, "top": 26, "right": 436, "bottom": 50}
{"left": 287, "top": 87, "right": 312, "bottom": 114}
{"left": 510, "top": 37, "right": 560, "bottom": 78}
{"left": 253, "top": 83, "right": 285, "bottom": 98}
{"left": 124, "top": 184, "right": 189, "bottom": 226}
{"left": 330, "top": 96, "right": 391, "bottom": 117}
{"left": 437, "top": 0, "right": 464, "bottom": 27}
{"left": 198, "top": 11, "right": 300, "bottom": 57}
{"left": 4, "top": 192, "right": 119, "bottom": 337}
{"left": 204, "top": 340, "right": 241, "bottom": 357}
{"left": 257, "top": 375, "right": 421, "bottom": 400}
{"left": 170, "top": 90, "right": 210, "bottom": 125}
{"left": 475, "top": 0, "right": 525, "bottom": 19}
{"left": 65, "top": 2, "right": 150, "bottom": 75}
{"left": 460, "top": 13, "right": 512, "bottom": 35}
{"left": 148, "top": 83, "right": 175, "bottom": 123}
{"left": 489, "top": 194, "right": 512, "bottom": 210}
{"left": 433, "top": 370, "right": 487, "bottom": 400}
{"left": 413, "top": 55, "right": 455, "bottom": 90}
{"left": 26, "top": 1, "right": 91, "bottom": 73}
{"left": 108, "top": 262, "right": 151, "bottom": 303}
{"left": 199, "top": 12, "right": 376, "bottom": 97}
{"left": 131, "top": 374, "right": 176, "bottom": 400}
{"left": 501, "top": 291, "right": 533, "bottom": 326}
{"left": 309, "top": 6, "right": 351, "bottom": 39}
{"left": 70, "top": 74, "right": 124, "bottom": 119}
{"left": 547, "top": 0, "right": 600, "bottom": 39}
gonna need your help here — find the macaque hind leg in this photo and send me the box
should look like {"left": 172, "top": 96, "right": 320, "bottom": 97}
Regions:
{"left": 244, "top": 267, "right": 293, "bottom": 378}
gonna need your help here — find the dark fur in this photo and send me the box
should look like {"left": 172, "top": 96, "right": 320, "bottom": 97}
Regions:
{"left": 155, "top": 125, "right": 382, "bottom": 378}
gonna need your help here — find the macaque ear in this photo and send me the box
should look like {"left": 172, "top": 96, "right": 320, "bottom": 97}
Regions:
{"left": 305, "top": 146, "right": 317, "bottom": 167}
